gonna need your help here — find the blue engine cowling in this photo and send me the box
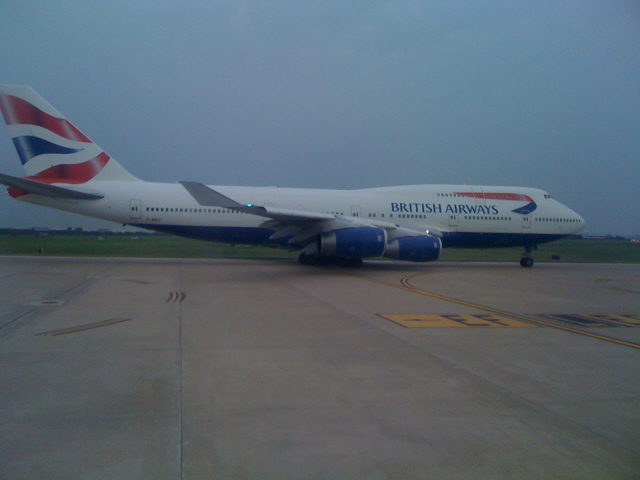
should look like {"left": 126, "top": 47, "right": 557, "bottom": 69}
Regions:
{"left": 318, "top": 227, "right": 387, "bottom": 258}
{"left": 384, "top": 235, "right": 441, "bottom": 262}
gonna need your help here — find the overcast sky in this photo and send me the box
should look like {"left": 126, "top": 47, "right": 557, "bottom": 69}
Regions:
{"left": 1, "top": 1, "right": 639, "bottom": 235}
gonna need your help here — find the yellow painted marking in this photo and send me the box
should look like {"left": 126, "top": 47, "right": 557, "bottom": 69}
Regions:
{"left": 37, "top": 318, "right": 132, "bottom": 336}
{"left": 541, "top": 314, "right": 621, "bottom": 328}
{"left": 595, "top": 314, "right": 640, "bottom": 326}
{"left": 343, "top": 272, "right": 640, "bottom": 350}
{"left": 542, "top": 314, "right": 640, "bottom": 328}
{"left": 380, "top": 314, "right": 536, "bottom": 328}
{"left": 167, "top": 292, "right": 186, "bottom": 303}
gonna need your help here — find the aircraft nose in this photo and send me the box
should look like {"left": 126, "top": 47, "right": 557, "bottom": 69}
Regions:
{"left": 573, "top": 212, "right": 586, "bottom": 233}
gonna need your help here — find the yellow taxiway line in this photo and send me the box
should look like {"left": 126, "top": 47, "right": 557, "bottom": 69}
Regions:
{"left": 347, "top": 272, "right": 640, "bottom": 350}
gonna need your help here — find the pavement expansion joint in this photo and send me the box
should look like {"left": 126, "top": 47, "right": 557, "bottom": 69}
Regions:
{"left": 24, "top": 300, "right": 64, "bottom": 306}
{"left": 36, "top": 318, "right": 133, "bottom": 336}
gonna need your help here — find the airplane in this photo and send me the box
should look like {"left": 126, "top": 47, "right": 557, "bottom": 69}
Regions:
{"left": 0, "top": 85, "right": 585, "bottom": 267}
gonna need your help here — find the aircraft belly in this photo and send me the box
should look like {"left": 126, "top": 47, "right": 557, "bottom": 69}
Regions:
{"left": 130, "top": 224, "right": 276, "bottom": 245}
{"left": 441, "top": 232, "right": 568, "bottom": 248}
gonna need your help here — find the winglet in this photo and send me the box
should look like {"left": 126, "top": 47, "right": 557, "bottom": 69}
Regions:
{"left": 179, "top": 181, "right": 245, "bottom": 208}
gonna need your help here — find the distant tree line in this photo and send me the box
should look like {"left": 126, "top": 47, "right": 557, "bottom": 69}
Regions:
{"left": 0, "top": 227, "right": 163, "bottom": 236}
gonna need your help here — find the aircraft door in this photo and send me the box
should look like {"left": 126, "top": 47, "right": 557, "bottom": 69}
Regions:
{"left": 130, "top": 199, "right": 142, "bottom": 219}
{"left": 448, "top": 214, "right": 459, "bottom": 227}
{"left": 521, "top": 212, "right": 531, "bottom": 229}
{"left": 351, "top": 205, "right": 361, "bottom": 218}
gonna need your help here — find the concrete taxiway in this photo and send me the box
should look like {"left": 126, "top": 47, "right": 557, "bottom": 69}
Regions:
{"left": 1, "top": 257, "right": 639, "bottom": 479}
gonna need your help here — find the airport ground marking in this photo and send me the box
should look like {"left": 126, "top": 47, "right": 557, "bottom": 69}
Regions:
{"left": 345, "top": 272, "right": 640, "bottom": 350}
{"left": 36, "top": 317, "right": 132, "bottom": 336}
{"left": 399, "top": 274, "right": 640, "bottom": 349}
{"left": 379, "top": 313, "right": 536, "bottom": 328}
{"left": 167, "top": 291, "right": 186, "bottom": 303}
{"left": 540, "top": 314, "right": 640, "bottom": 328}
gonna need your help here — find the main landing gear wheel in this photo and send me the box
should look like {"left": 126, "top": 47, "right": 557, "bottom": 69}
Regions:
{"left": 350, "top": 257, "right": 363, "bottom": 268}
{"left": 298, "top": 253, "right": 363, "bottom": 268}
{"left": 298, "top": 253, "right": 317, "bottom": 265}
{"left": 519, "top": 257, "right": 534, "bottom": 268}
{"left": 520, "top": 245, "right": 536, "bottom": 268}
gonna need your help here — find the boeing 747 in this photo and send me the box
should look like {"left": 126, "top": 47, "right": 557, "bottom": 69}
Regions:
{"left": 0, "top": 85, "right": 585, "bottom": 267}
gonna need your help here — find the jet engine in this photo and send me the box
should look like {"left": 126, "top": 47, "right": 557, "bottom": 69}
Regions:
{"left": 384, "top": 235, "right": 441, "bottom": 262}
{"left": 318, "top": 227, "right": 387, "bottom": 258}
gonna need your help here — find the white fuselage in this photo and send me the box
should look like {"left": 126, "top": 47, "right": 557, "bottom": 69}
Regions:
{"left": 17, "top": 180, "right": 585, "bottom": 248}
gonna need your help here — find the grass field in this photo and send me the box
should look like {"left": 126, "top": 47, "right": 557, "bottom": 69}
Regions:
{"left": 439, "top": 238, "right": 640, "bottom": 264}
{"left": 0, "top": 234, "right": 293, "bottom": 260}
{"left": 0, "top": 234, "right": 638, "bottom": 264}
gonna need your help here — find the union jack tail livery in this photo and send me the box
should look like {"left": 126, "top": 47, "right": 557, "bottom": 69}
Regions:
{"left": 0, "top": 85, "right": 137, "bottom": 183}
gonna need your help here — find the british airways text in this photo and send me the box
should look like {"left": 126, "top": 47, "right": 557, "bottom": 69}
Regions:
{"left": 391, "top": 203, "right": 499, "bottom": 215}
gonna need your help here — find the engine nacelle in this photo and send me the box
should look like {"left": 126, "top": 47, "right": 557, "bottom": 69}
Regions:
{"left": 384, "top": 235, "right": 441, "bottom": 262}
{"left": 318, "top": 227, "right": 387, "bottom": 258}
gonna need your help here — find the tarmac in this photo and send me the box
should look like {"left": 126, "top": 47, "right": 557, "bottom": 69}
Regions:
{"left": 1, "top": 256, "right": 639, "bottom": 479}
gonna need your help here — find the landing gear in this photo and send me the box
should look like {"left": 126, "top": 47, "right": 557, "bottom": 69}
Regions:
{"left": 520, "top": 245, "right": 536, "bottom": 268}
{"left": 298, "top": 253, "right": 363, "bottom": 268}
{"left": 350, "top": 257, "right": 364, "bottom": 268}
{"left": 298, "top": 252, "right": 317, "bottom": 265}
{"left": 519, "top": 257, "right": 534, "bottom": 268}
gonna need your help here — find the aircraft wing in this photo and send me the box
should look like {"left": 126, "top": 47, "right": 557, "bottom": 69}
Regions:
{"left": 180, "top": 181, "right": 437, "bottom": 246}
{"left": 0, "top": 172, "right": 104, "bottom": 200}
{"left": 180, "top": 181, "right": 335, "bottom": 222}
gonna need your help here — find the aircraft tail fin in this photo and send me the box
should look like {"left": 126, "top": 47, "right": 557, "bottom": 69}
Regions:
{"left": 0, "top": 85, "right": 139, "bottom": 184}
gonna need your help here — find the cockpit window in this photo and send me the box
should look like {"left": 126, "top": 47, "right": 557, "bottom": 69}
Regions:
{"left": 544, "top": 194, "right": 553, "bottom": 199}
